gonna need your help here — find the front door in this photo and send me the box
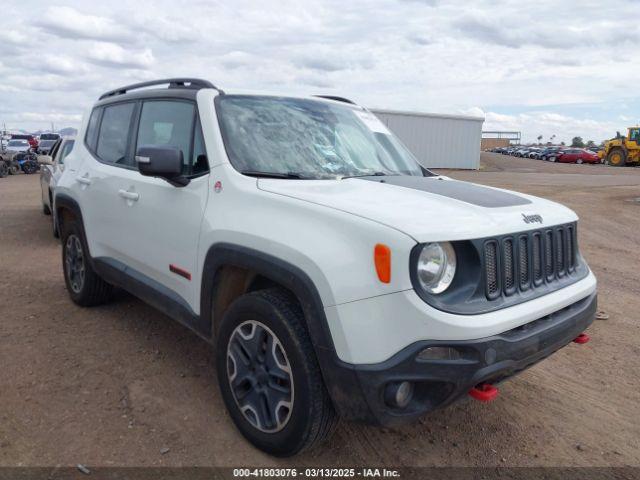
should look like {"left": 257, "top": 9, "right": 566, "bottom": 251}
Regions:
{"left": 108, "top": 99, "right": 210, "bottom": 312}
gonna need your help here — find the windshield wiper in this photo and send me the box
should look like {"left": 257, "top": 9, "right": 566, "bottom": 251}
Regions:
{"left": 240, "top": 170, "right": 306, "bottom": 179}
{"left": 341, "top": 171, "right": 393, "bottom": 179}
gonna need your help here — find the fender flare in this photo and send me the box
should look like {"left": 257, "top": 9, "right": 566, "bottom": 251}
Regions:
{"left": 200, "top": 243, "right": 335, "bottom": 353}
{"left": 54, "top": 193, "right": 84, "bottom": 239}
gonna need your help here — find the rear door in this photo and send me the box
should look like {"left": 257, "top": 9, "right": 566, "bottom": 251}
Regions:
{"left": 107, "top": 99, "right": 210, "bottom": 311}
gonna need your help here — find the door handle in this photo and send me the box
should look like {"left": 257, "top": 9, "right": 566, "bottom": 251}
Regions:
{"left": 118, "top": 189, "right": 140, "bottom": 201}
{"left": 76, "top": 174, "right": 91, "bottom": 185}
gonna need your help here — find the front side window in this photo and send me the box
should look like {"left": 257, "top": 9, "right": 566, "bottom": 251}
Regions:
{"left": 216, "top": 95, "right": 425, "bottom": 179}
{"left": 96, "top": 103, "right": 135, "bottom": 165}
{"left": 136, "top": 100, "right": 198, "bottom": 175}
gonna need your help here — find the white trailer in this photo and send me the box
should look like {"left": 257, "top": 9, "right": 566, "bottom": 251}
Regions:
{"left": 371, "top": 109, "right": 484, "bottom": 170}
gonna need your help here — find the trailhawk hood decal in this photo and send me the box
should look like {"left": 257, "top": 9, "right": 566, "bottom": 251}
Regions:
{"left": 258, "top": 176, "right": 578, "bottom": 242}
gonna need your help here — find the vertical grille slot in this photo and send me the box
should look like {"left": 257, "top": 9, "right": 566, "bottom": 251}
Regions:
{"left": 532, "top": 233, "right": 543, "bottom": 285}
{"left": 503, "top": 239, "right": 515, "bottom": 295}
{"left": 556, "top": 228, "right": 565, "bottom": 277}
{"left": 544, "top": 230, "right": 554, "bottom": 281}
{"left": 566, "top": 225, "right": 575, "bottom": 271}
{"left": 484, "top": 241, "right": 499, "bottom": 299}
{"left": 518, "top": 235, "right": 530, "bottom": 290}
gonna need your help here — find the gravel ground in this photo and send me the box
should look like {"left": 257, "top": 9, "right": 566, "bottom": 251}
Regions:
{"left": 0, "top": 153, "right": 638, "bottom": 467}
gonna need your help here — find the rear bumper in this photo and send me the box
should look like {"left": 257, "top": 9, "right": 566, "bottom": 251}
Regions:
{"left": 325, "top": 292, "right": 596, "bottom": 426}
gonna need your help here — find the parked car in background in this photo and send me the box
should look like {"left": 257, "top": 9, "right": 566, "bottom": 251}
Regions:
{"left": 39, "top": 136, "right": 75, "bottom": 237}
{"left": 11, "top": 134, "right": 38, "bottom": 149}
{"left": 527, "top": 148, "right": 542, "bottom": 158}
{"left": 554, "top": 148, "right": 600, "bottom": 164}
{"left": 6, "top": 139, "right": 31, "bottom": 154}
{"left": 539, "top": 147, "right": 563, "bottom": 161}
{"left": 38, "top": 133, "right": 61, "bottom": 155}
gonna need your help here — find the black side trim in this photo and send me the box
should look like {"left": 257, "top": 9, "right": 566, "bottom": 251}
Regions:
{"left": 92, "top": 257, "right": 206, "bottom": 340}
{"left": 356, "top": 176, "right": 532, "bottom": 208}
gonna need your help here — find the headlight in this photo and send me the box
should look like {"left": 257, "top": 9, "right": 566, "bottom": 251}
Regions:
{"left": 416, "top": 242, "right": 456, "bottom": 294}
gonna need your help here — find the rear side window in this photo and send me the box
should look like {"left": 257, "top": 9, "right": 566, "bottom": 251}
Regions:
{"left": 58, "top": 140, "right": 75, "bottom": 164}
{"left": 85, "top": 108, "right": 101, "bottom": 152}
{"left": 135, "top": 100, "right": 200, "bottom": 175}
{"left": 96, "top": 103, "right": 135, "bottom": 165}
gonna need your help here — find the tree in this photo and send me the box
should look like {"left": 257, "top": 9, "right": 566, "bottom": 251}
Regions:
{"left": 571, "top": 136, "right": 585, "bottom": 147}
{"left": 586, "top": 140, "right": 595, "bottom": 147}
{"left": 560, "top": 141, "right": 566, "bottom": 146}
{"left": 537, "top": 135, "right": 543, "bottom": 144}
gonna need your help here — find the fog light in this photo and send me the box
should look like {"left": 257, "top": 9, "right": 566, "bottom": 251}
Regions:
{"left": 417, "top": 346, "right": 462, "bottom": 361}
{"left": 384, "top": 381, "right": 414, "bottom": 408}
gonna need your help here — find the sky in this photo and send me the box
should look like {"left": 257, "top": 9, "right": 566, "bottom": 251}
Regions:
{"left": 1, "top": 0, "right": 639, "bottom": 143}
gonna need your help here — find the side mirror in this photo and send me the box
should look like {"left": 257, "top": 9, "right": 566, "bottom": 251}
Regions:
{"left": 136, "top": 145, "right": 189, "bottom": 187}
{"left": 38, "top": 155, "right": 53, "bottom": 165}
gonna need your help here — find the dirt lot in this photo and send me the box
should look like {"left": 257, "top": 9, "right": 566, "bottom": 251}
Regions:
{"left": 1, "top": 153, "right": 639, "bottom": 467}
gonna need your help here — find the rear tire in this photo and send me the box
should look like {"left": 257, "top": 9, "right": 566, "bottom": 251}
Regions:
{"left": 216, "top": 288, "right": 337, "bottom": 456}
{"left": 61, "top": 219, "right": 113, "bottom": 306}
{"left": 0, "top": 162, "right": 8, "bottom": 178}
{"left": 8, "top": 162, "right": 20, "bottom": 175}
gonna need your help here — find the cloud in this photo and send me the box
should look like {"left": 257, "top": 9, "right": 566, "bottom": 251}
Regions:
{"left": 84, "top": 42, "right": 155, "bottom": 69}
{"left": 2, "top": 0, "right": 639, "bottom": 141}
{"left": 37, "top": 6, "right": 136, "bottom": 43}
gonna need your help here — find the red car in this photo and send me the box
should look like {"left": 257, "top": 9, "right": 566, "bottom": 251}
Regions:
{"left": 554, "top": 148, "right": 600, "bottom": 164}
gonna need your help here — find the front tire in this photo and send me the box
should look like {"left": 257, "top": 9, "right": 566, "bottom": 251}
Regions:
{"left": 607, "top": 148, "right": 626, "bottom": 167}
{"left": 216, "top": 288, "right": 337, "bottom": 456}
{"left": 61, "top": 220, "right": 113, "bottom": 306}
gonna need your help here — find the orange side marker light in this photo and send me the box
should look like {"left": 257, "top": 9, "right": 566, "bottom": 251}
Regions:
{"left": 374, "top": 244, "right": 391, "bottom": 283}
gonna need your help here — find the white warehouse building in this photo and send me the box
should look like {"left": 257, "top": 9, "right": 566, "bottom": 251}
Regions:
{"left": 370, "top": 109, "right": 485, "bottom": 170}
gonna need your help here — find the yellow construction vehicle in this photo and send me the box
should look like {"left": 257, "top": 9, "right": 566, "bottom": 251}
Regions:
{"left": 600, "top": 127, "right": 640, "bottom": 166}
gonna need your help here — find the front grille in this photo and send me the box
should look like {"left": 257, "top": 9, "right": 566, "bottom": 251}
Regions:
{"left": 483, "top": 223, "right": 578, "bottom": 300}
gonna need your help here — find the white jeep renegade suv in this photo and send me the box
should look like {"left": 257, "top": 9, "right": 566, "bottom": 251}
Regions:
{"left": 55, "top": 78, "right": 597, "bottom": 456}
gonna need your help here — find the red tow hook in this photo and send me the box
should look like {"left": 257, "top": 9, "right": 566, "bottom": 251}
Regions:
{"left": 573, "top": 333, "right": 590, "bottom": 344}
{"left": 469, "top": 383, "right": 499, "bottom": 402}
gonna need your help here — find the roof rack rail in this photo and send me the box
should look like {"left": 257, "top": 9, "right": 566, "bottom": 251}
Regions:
{"left": 313, "top": 95, "right": 356, "bottom": 105}
{"left": 99, "top": 78, "right": 223, "bottom": 100}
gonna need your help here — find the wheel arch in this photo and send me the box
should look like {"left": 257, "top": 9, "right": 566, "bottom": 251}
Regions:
{"left": 54, "top": 193, "right": 85, "bottom": 243}
{"left": 200, "top": 243, "right": 335, "bottom": 354}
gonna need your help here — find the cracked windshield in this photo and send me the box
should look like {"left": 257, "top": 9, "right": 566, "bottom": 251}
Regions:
{"left": 217, "top": 95, "right": 426, "bottom": 179}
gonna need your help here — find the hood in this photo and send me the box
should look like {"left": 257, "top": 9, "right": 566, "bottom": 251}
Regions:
{"left": 258, "top": 175, "right": 577, "bottom": 242}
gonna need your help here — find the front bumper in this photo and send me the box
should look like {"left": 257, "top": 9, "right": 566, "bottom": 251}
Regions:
{"left": 325, "top": 292, "right": 596, "bottom": 426}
